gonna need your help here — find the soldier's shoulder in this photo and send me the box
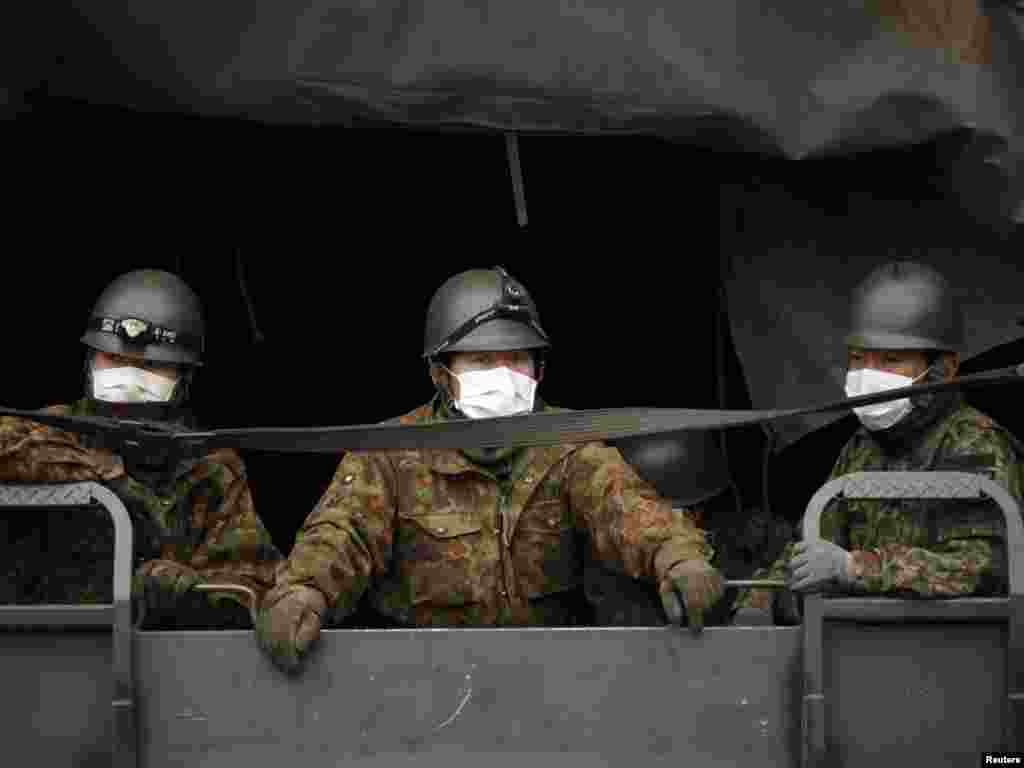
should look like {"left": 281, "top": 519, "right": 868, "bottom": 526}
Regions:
{"left": 538, "top": 403, "right": 629, "bottom": 458}
{"left": 39, "top": 403, "right": 74, "bottom": 417}
{"left": 944, "top": 403, "right": 1013, "bottom": 444}
{"left": 389, "top": 402, "right": 435, "bottom": 426}
{"left": 938, "top": 403, "right": 1022, "bottom": 463}
{"left": 323, "top": 402, "right": 435, "bottom": 470}
{"left": 539, "top": 403, "right": 611, "bottom": 455}
{"left": 951, "top": 403, "right": 1003, "bottom": 432}
{"left": 0, "top": 403, "right": 75, "bottom": 437}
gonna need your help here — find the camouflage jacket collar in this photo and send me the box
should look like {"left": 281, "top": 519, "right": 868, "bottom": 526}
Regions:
{"left": 859, "top": 388, "right": 963, "bottom": 459}
{"left": 851, "top": 397, "right": 978, "bottom": 470}
{"left": 398, "top": 397, "right": 574, "bottom": 481}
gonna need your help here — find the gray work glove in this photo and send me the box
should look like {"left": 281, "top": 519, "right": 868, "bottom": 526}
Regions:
{"left": 789, "top": 539, "right": 856, "bottom": 593}
{"left": 255, "top": 585, "right": 326, "bottom": 674}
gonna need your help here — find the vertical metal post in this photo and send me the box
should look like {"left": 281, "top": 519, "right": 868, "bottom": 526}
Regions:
{"left": 92, "top": 482, "right": 139, "bottom": 768}
{"left": 801, "top": 593, "right": 826, "bottom": 768}
{"left": 1007, "top": 593, "right": 1024, "bottom": 749}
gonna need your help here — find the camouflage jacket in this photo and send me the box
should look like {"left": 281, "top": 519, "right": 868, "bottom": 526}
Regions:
{"left": 268, "top": 399, "right": 712, "bottom": 628}
{"left": 737, "top": 400, "right": 1022, "bottom": 609}
{"left": 0, "top": 399, "right": 282, "bottom": 621}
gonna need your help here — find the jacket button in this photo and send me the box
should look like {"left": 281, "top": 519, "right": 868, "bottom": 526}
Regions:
{"left": 548, "top": 517, "right": 559, "bottom": 527}
{"left": 436, "top": 527, "right": 447, "bottom": 534}
{"left": 342, "top": 475, "right": 354, "bottom": 484}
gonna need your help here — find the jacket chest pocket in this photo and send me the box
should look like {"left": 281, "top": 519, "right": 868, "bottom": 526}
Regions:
{"left": 512, "top": 499, "right": 580, "bottom": 599}
{"left": 395, "top": 513, "right": 487, "bottom": 607}
{"left": 934, "top": 499, "right": 1005, "bottom": 545}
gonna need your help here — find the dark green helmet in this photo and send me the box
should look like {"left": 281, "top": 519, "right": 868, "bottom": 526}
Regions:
{"left": 423, "top": 267, "right": 550, "bottom": 360}
{"left": 81, "top": 269, "right": 205, "bottom": 366}
{"left": 610, "top": 430, "right": 730, "bottom": 507}
{"left": 845, "top": 260, "right": 964, "bottom": 352}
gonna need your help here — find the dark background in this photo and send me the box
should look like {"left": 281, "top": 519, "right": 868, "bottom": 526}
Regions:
{"left": 6, "top": 92, "right": 1021, "bottom": 556}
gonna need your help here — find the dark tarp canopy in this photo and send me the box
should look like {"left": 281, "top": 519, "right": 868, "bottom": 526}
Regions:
{"left": 7, "top": 1, "right": 1023, "bottom": 179}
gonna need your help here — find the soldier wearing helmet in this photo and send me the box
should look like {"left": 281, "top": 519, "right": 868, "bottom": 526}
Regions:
{"left": 738, "top": 260, "right": 1023, "bottom": 619}
{"left": 0, "top": 269, "right": 282, "bottom": 628}
{"left": 256, "top": 267, "right": 723, "bottom": 673}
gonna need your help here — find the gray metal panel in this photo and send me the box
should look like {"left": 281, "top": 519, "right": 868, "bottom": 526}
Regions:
{"left": 0, "top": 631, "right": 114, "bottom": 768}
{"left": 825, "top": 622, "right": 1005, "bottom": 767}
{"left": 134, "top": 626, "right": 803, "bottom": 768}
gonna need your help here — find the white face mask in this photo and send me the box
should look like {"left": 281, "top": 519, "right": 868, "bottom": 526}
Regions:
{"left": 844, "top": 367, "right": 927, "bottom": 431}
{"left": 92, "top": 366, "right": 178, "bottom": 404}
{"left": 450, "top": 366, "right": 537, "bottom": 419}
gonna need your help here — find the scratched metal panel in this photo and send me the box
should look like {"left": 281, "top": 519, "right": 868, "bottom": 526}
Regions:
{"left": 825, "top": 622, "right": 1006, "bottom": 767}
{"left": 0, "top": 631, "right": 114, "bottom": 768}
{"left": 134, "top": 626, "right": 803, "bottom": 767}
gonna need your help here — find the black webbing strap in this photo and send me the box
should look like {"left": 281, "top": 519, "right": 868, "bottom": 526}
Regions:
{"left": 0, "top": 365, "right": 1020, "bottom": 460}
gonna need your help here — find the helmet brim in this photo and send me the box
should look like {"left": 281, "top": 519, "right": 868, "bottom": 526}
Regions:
{"left": 82, "top": 332, "right": 203, "bottom": 367}
{"left": 425, "top": 318, "right": 550, "bottom": 356}
{"left": 844, "top": 330, "right": 958, "bottom": 353}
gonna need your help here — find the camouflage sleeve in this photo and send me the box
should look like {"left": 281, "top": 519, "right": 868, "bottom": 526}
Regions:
{"left": 847, "top": 419, "right": 1020, "bottom": 598}
{"left": 166, "top": 449, "right": 285, "bottom": 611}
{"left": 566, "top": 443, "right": 711, "bottom": 586}
{"left": 268, "top": 451, "right": 397, "bottom": 622}
{"left": 0, "top": 409, "right": 123, "bottom": 483}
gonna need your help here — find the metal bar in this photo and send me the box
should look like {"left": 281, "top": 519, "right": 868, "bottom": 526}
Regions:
{"left": 821, "top": 597, "right": 1010, "bottom": 623}
{"left": 0, "top": 604, "right": 115, "bottom": 627}
{"left": 194, "top": 583, "right": 259, "bottom": 624}
{"left": 724, "top": 580, "right": 787, "bottom": 589}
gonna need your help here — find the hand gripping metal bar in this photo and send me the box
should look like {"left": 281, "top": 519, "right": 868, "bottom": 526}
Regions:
{"left": 0, "top": 482, "right": 137, "bottom": 768}
{"left": 798, "top": 471, "right": 1024, "bottom": 767}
